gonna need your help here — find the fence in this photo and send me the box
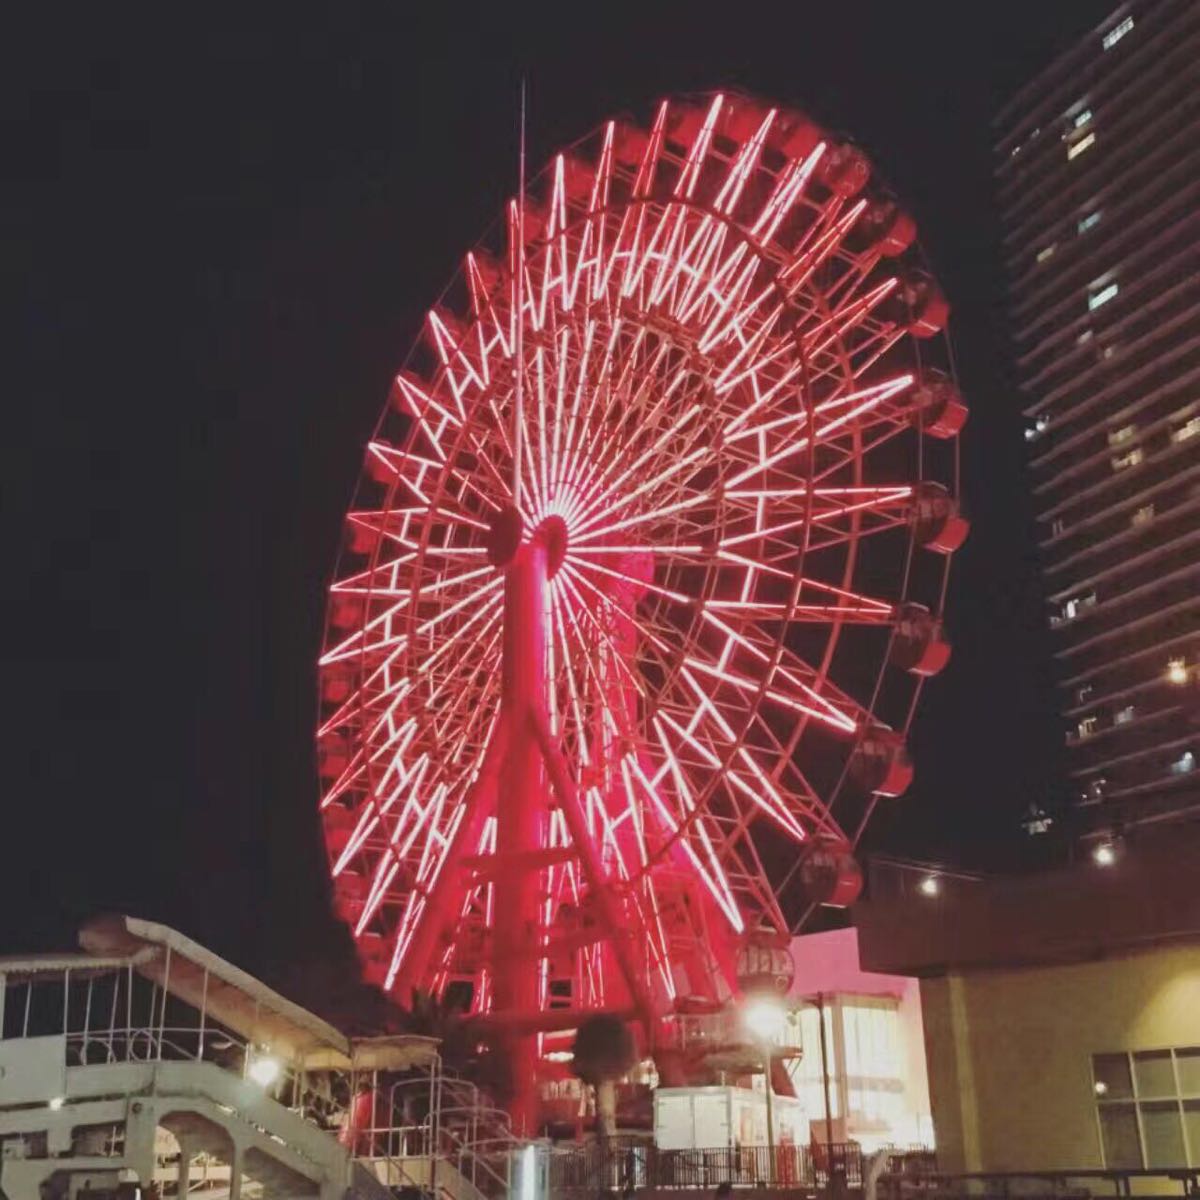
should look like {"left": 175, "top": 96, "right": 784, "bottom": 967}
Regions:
{"left": 877, "top": 1168, "right": 1200, "bottom": 1200}
{"left": 547, "top": 1139, "right": 865, "bottom": 1194}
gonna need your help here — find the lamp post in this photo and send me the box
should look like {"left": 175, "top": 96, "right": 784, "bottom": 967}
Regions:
{"left": 815, "top": 992, "right": 835, "bottom": 1192}
{"left": 742, "top": 997, "right": 787, "bottom": 1185}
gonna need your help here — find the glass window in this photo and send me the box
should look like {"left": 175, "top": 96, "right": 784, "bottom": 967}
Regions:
{"left": 1171, "top": 416, "right": 1200, "bottom": 444}
{"left": 1102, "top": 16, "right": 1134, "bottom": 50}
{"left": 1068, "top": 132, "right": 1096, "bottom": 160}
{"left": 1094, "top": 1053, "right": 1134, "bottom": 1099}
{"left": 1108, "top": 425, "right": 1136, "bottom": 446}
{"left": 1176, "top": 1049, "right": 1200, "bottom": 1094}
{"left": 1089, "top": 282, "right": 1119, "bottom": 310}
{"left": 1141, "top": 1102, "right": 1185, "bottom": 1167}
{"left": 1095, "top": 1049, "right": 1200, "bottom": 1166}
{"left": 787, "top": 1003, "right": 840, "bottom": 1119}
{"left": 1184, "top": 1102, "right": 1200, "bottom": 1162}
{"left": 1099, "top": 1104, "right": 1143, "bottom": 1167}
{"left": 1111, "top": 447, "right": 1144, "bottom": 472}
{"left": 1037, "top": 244, "right": 1057, "bottom": 264}
{"left": 1073, "top": 109, "right": 1094, "bottom": 129}
{"left": 1172, "top": 751, "right": 1196, "bottom": 776}
{"left": 1134, "top": 1050, "right": 1176, "bottom": 1098}
{"left": 1078, "top": 211, "right": 1102, "bottom": 235}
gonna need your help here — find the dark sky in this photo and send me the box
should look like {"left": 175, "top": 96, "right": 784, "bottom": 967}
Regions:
{"left": 7, "top": 3, "right": 1112, "bottom": 983}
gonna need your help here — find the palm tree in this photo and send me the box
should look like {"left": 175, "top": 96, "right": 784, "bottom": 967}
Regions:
{"left": 571, "top": 1015, "right": 637, "bottom": 1143}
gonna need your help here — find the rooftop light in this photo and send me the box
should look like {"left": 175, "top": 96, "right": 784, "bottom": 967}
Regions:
{"left": 919, "top": 875, "right": 941, "bottom": 897}
{"left": 1092, "top": 842, "right": 1118, "bottom": 867}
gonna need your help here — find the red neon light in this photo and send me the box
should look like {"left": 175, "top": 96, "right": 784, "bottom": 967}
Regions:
{"left": 317, "top": 91, "right": 963, "bottom": 1127}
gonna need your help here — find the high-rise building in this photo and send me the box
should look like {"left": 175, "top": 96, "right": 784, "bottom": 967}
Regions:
{"left": 994, "top": 0, "right": 1200, "bottom": 840}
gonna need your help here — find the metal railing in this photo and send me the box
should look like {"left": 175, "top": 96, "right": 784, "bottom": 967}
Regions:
{"left": 343, "top": 1068, "right": 517, "bottom": 1200}
{"left": 547, "top": 1140, "right": 865, "bottom": 1194}
{"left": 877, "top": 1167, "right": 1200, "bottom": 1200}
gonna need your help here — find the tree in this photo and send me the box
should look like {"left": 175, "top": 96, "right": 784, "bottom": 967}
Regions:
{"left": 571, "top": 1015, "right": 637, "bottom": 1143}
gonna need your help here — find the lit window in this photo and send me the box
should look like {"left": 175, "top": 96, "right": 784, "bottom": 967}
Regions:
{"left": 1052, "top": 518, "right": 1066, "bottom": 537}
{"left": 1077, "top": 329, "right": 1095, "bottom": 345}
{"left": 1170, "top": 751, "right": 1196, "bottom": 776}
{"left": 1171, "top": 416, "right": 1200, "bottom": 444}
{"left": 1025, "top": 413, "right": 1051, "bottom": 442}
{"left": 1068, "top": 132, "right": 1096, "bottom": 160}
{"left": 1166, "top": 659, "right": 1188, "bottom": 685}
{"left": 1077, "top": 716, "right": 1098, "bottom": 739}
{"left": 1089, "top": 282, "right": 1119, "bottom": 311}
{"left": 1078, "top": 211, "right": 1102, "bottom": 234}
{"left": 1036, "top": 243, "right": 1058, "bottom": 264}
{"left": 1131, "top": 504, "right": 1155, "bottom": 527}
{"left": 1114, "top": 705, "right": 1135, "bottom": 726}
{"left": 1073, "top": 109, "right": 1094, "bottom": 129}
{"left": 1064, "top": 593, "right": 1097, "bottom": 621}
{"left": 1077, "top": 683, "right": 1094, "bottom": 704}
{"left": 1102, "top": 16, "right": 1134, "bottom": 50}
{"left": 1101, "top": 344, "right": 1118, "bottom": 361}
{"left": 1107, "top": 425, "right": 1136, "bottom": 446}
{"left": 1111, "top": 447, "right": 1144, "bottom": 471}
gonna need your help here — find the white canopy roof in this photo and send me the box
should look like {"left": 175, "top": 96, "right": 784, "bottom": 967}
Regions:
{"left": 76, "top": 915, "right": 437, "bottom": 1071}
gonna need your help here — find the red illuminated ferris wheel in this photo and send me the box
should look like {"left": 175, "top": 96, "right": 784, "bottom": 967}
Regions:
{"left": 317, "top": 92, "right": 965, "bottom": 1115}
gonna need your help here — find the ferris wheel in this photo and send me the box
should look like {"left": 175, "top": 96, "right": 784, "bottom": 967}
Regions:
{"left": 317, "top": 92, "right": 965, "bottom": 1108}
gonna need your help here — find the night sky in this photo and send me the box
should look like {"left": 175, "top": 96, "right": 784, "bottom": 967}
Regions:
{"left": 7, "top": 3, "right": 1111, "bottom": 986}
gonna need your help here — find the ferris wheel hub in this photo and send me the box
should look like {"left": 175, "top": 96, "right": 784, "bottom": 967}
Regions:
{"left": 486, "top": 504, "right": 569, "bottom": 577}
{"left": 538, "top": 514, "right": 568, "bottom": 578}
{"left": 486, "top": 503, "right": 524, "bottom": 567}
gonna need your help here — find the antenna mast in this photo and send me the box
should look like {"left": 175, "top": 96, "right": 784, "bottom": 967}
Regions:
{"left": 512, "top": 79, "right": 527, "bottom": 507}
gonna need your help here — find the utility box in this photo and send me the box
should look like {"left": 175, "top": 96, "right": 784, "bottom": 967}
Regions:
{"left": 654, "top": 1086, "right": 808, "bottom": 1150}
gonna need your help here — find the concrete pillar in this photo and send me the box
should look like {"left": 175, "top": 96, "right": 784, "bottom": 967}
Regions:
{"left": 176, "top": 1134, "right": 192, "bottom": 1200}
{"left": 228, "top": 1141, "right": 243, "bottom": 1200}
{"left": 918, "top": 975, "right": 982, "bottom": 1173}
{"left": 122, "top": 1100, "right": 158, "bottom": 1188}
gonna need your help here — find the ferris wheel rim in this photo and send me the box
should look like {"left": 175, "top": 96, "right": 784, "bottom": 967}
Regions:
{"left": 318, "top": 90, "right": 966, "bottom": 994}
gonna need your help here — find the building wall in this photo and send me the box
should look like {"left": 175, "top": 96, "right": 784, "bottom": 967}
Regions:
{"left": 994, "top": 0, "right": 1200, "bottom": 835}
{"left": 789, "top": 929, "right": 933, "bottom": 1150}
{"left": 920, "top": 943, "right": 1200, "bottom": 1172}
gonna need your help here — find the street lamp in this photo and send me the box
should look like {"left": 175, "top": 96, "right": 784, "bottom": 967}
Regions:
{"left": 741, "top": 995, "right": 787, "bottom": 1184}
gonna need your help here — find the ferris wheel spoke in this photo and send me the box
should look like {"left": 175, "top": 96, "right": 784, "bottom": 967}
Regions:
{"left": 323, "top": 91, "right": 963, "bottom": 1004}
{"left": 802, "top": 276, "right": 899, "bottom": 359}
{"left": 555, "top": 564, "right": 650, "bottom": 703}
{"left": 561, "top": 340, "right": 687, "bottom": 519}
{"left": 780, "top": 199, "right": 869, "bottom": 299}
{"left": 669, "top": 662, "right": 812, "bottom": 842}
{"left": 684, "top": 613, "right": 860, "bottom": 732}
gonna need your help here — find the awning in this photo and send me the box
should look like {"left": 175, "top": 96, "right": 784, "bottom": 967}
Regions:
{"left": 79, "top": 914, "right": 350, "bottom": 1066}
{"left": 0, "top": 951, "right": 149, "bottom": 978}
{"left": 306, "top": 1034, "right": 440, "bottom": 1073}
